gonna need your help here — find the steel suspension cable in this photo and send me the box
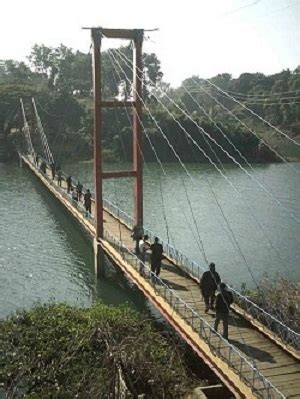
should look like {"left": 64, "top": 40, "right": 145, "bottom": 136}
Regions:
{"left": 32, "top": 98, "right": 54, "bottom": 164}
{"left": 115, "top": 47, "right": 300, "bottom": 225}
{"left": 108, "top": 50, "right": 268, "bottom": 359}
{"left": 102, "top": 43, "right": 296, "bottom": 354}
{"left": 193, "top": 82, "right": 298, "bottom": 172}
{"left": 20, "top": 98, "right": 35, "bottom": 156}
{"left": 108, "top": 47, "right": 207, "bottom": 261}
{"left": 110, "top": 64, "right": 148, "bottom": 169}
{"left": 191, "top": 87, "right": 300, "bottom": 105}
{"left": 204, "top": 80, "right": 300, "bottom": 146}
{"left": 178, "top": 85, "right": 292, "bottom": 266}
{"left": 109, "top": 48, "right": 262, "bottom": 291}
{"left": 209, "top": 88, "right": 300, "bottom": 98}
{"left": 111, "top": 50, "right": 174, "bottom": 247}
{"left": 112, "top": 47, "right": 300, "bottom": 318}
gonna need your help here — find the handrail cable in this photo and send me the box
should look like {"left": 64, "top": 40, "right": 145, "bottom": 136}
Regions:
{"left": 26, "top": 150, "right": 299, "bottom": 356}
{"left": 103, "top": 196, "right": 300, "bottom": 352}
{"left": 104, "top": 228, "right": 286, "bottom": 399}
{"left": 36, "top": 134, "right": 264, "bottom": 378}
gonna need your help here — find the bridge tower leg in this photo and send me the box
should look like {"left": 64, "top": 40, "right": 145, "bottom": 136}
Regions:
{"left": 91, "top": 28, "right": 105, "bottom": 277}
{"left": 133, "top": 30, "right": 144, "bottom": 227}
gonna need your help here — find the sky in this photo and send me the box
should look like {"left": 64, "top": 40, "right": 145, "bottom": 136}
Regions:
{"left": 1, "top": 0, "right": 299, "bottom": 87}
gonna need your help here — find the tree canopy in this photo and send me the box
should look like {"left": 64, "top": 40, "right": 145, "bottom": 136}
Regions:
{"left": 1, "top": 43, "right": 299, "bottom": 163}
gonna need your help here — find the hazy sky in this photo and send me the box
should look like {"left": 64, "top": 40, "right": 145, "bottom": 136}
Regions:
{"left": 1, "top": 0, "right": 299, "bottom": 86}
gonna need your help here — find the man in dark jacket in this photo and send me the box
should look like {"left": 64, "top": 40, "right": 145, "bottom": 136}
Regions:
{"left": 50, "top": 162, "right": 56, "bottom": 180}
{"left": 214, "top": 282, "right": 233, "bottom": 340}
{"left": 66, "top": 176, "right": 72, "bottom": 194}
{"left": 150, "top": 237, "right": 163, "bottom": 277}
{"left": 200, "top": 262, "right": 221, "bottom": 313}
{"left": 84, "top": 189, "right": 92, "bottom": 215}
{"left": 76, "top": 181, "right": 83, "bottom": 201}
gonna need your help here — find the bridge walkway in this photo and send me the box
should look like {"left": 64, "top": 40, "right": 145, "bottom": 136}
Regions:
{"left": 22, "top": 155, "right": 300, "bottom": 399}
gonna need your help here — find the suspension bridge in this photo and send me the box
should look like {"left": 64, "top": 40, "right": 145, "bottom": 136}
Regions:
{"left": 18, "top": 27, "right": 300, "bottom": 399}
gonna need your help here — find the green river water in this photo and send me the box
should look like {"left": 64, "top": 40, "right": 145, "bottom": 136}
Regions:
{"left": 0, "top": 161, "right": 299, "bottom": 319}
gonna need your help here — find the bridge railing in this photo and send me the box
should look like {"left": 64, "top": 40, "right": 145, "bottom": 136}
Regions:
{"left": 103, "top": 228, "right": 286, "bottom": 399}
{"left": 24, "top": 156, "right": 300, "bottom": 354}
{"left": 102, "top": 198, "right": 300, "bottom": 353}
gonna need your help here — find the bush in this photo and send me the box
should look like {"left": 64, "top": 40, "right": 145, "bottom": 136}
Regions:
{"left": 0, "top": 303, "right": 194, "bottom": 398}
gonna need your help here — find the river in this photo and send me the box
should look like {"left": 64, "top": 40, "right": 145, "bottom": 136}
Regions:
{"left": 0, "top": 160, "right": 299, "bottom": 319}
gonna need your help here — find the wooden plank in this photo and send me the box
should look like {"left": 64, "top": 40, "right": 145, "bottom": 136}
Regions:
{"left": 270, "top": 373, "right": 300, "bottom": 384}
{"left": 256, "top": 364, "right": 300, "bottom": 377}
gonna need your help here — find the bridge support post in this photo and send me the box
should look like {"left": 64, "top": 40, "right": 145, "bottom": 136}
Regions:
{"left": 91, "top": 28, "right": 104, "bottom": 242}
{"left": 133, "top": 30, "right": 144, "bottom": 227}
{"left": 94, "top": 238, "right": 105, "bottom": 277}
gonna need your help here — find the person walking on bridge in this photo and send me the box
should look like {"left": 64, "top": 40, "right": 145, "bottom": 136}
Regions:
{"left": 200, "top": 262, "right": 221, "bottom": 313}
{"left": 40, "top": 161, "right": 46, "bottom": 174}
{"left": 150, "top": 237, "right": 163, "bottom": 280}
{"left": 76, "top": 181, "right": 83, "bottom": 201}
{"left": 71, "top": 187, "right": 78, "bottom": 202}
{"left": 66, "top": 176, "right": 72, "bottom": 193}
{"left": 84, "top": 189, "right": 92, "bottom": 215}
{"left": 131, "top": 223, "right": 143, "bottom": 255}
{"left": 214, "top": 282, "right": 233, "bottom": 340}
{"left": 57, "top": 169, "right": 63, "bottom": 187}
{"left": 138, "top": 234, "right": 148, "bottom": 276}
{"left": 50, "top": 162, "right": 56, "bottom": 180}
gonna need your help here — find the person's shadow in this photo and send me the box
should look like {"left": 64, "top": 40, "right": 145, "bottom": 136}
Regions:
{"left": 228, "top": 314, "right": 249, "bottom": 328}
{"left": 160, "top": 278, "right": 189, "bottom": 291}
{"left": 229, "top": 339, "right": 276, "bottom": 363}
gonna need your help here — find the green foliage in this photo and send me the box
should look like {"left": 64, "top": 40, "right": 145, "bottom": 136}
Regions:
{"left": 1, "top": 42, "right": 299, "bottom": 162}
{"left": 1, "top": 303, "right": 193, "bottom": 397}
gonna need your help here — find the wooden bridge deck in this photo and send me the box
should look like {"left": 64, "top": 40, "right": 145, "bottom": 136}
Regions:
{"left": 22, "top": 155, "right": 300, "bottom": 399}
